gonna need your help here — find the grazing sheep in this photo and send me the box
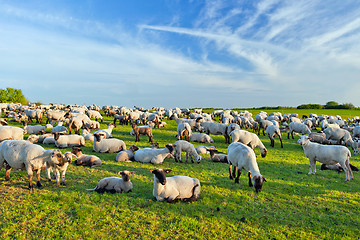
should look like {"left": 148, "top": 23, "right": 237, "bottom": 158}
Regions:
{"left": 71, "top": 147, "right": 101, "bottom": 167}
{"left": 46, "top": 110, "right": 66, "bottom": 123}
{"left": 171, "top": 114, "right": 203, "bottom": 131}
{"left": 93, "top": 133, "right": 126, "bottom": 153}
{"left": 46, "top": 151, "right": 73, "bottom": 186}
{"left": 189, "top": 132, "right": 213, "bottom": 143}
{"left": 132, "top": 123, "right": 153, "bottom": 142}
{"left": 151, "top": 168, "right": 200, "bottom": 203}
{"left": 258, "top": 119, "right": 273, "bottom": 136}
{"left": 86, "top": 110, "right": 103, "bottom": 122}
{"left": 227, "top": 142, "right": 266, "bottom": 192}
{"left": 0, "top": 140, "right": 64, "bottom": 189}
{"left": 173, "top": 140, "right": 202, "bottom": 164}
{"left": 266, "top": 125, "right": 283, "bottom": 148}
{"left": 195, "top": 146, "right": 217, "bottom": 155}
{"left": 134, "top": 144, "right": 174, "bottom": 164}
{"left": 54, "top": 132, "right": 85, "bottom": 148}
{"left": 287, "top": 122, "right": 311, "bottom": 139}
{"left": 86, "top": 171, "right": 134, "bottom": 193}
{"left": 298, "top": 135, "right": 353, "bottom": 181}
{"left": 200, "top": 121, "right": 230, "bottom": 143}
{"left": 0, "top": 125, "right": 25, "bottom": 141}
{"left": 24, "top": 109, "right": 43, "bottom": 123}
{"left": 177, "top": 122, "right": 192, "bottom": 141}
{"left": 324, "top": 127, "right": 353, "bottom": 146}
{"left": 227, "top": 123, "right": 241, "bottom": 137}
{"left": 230, "top": 129, "right": 267, "bottom": 157}
{"left": 208, "top": 149, "right": 228, "bottom": 163}
{"left": 116, "top": 144, "right": 139, "bottom": 162}
{"left": 93, "top": 123, "right": 116, "bottom": 138}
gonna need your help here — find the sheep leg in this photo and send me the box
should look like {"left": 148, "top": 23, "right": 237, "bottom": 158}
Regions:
{"left": 291, "top": 130, "right": 295, "bottom": 139}
{"left": 5, "top": 164, "right": 11, "bottom": 181}
{"left": 248, "top": 172, "right": 253, "bottom": 187}
{"left": 61, "top": 169, "right": 67, "bottom": 185}
{"left": 235, "top": 168, "right": 241, "bottom": 184}
{"left": 279, "top": 136, "right": 283, "bottom": 148}
{"left": 229, "top": 164, "right": 233, "bottom": 179}
{"left": 308, "top": 158, "right": 316, "bottom": 175}
{"left": 166, "top": 197, "right": 179, "bottom": 203}
{"left": 46, "top": 165, "right": 52, "bottom": 181}
{"left": 55, "top": 168, "right": 61, "bottom": 186}
{"left": 148, "top": 134, "right": 153, "bottom": 143}
{"left": 36, "top": 169, "right": 42, "bottom": 188}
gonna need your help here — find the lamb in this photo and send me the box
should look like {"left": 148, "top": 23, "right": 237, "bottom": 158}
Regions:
{"left": 266, "top": 124, "right": 283, "bottom": 148}
{"left": 0, "top": 125, "right": 25, "bottom": 141}
{"left": 0, "top": 140, "right": 64, "bottom": 189}
{"left": 93, "top": 123, "right": 116, "bottom": 138}
{"left": 208, "top": 149, "right": 228, "bottom": 163}
{"left": 195, "top": 146, "right": 217, "bottom": 155}
{"left": 287, "top": 122, "right": 311, "bottom": 139}
{"left": 22, "top": 121, "right": 46, "bottom": 135}
{"left": 227, "top": 142, "right": 267, "bottom": 192}
{"left": 116, "top": 144, "right": 139, "bottom": 162}
{"left": 173, "top": 140, "right": 202, "bottom": 163}
{"left": 86, "top": 171, "right": 134, "bottom": 193}
{"left": 323, "top": 127, "right": 354, "bottom": 147}
{"left": 177, "top": 122, "right": 192, "bottom": 141}
{"left": 200, "top": 121, "right": 230, "bottom": 143}
{"left": 297, "top": 135, "right": 353, "bottom": 181}
{"left": 229, "top": 129, "right": 267, "bottom": 157}
{"left": 320, "top": 163, "right": 359, "bottom": 173}
{"left": 51, "top": 121, "right": 68, "bottom": 134}
{"left": 54, "top": 132, "right": 85, "bottom": 148}
{"left": 71, "top": 147, "right": 101, "bottom": 167}
{"left": 189, "top": 132, "right": 213, "bottom": 143}
{"left": 151, "top": 168, "right": 200, "bottom": 203}
{"left": 93, "top": 133, "right": 126, "bottom": 153}
{"left": 131, "top": 123, "right": 153, "bottom": 142}
{"left": 134, "top": 144, "right": 174, "bottom": 164}
{"left": 46, "top": 151, "right": 73, "bottom": 186}
{"left": 81, "top": 129, "right": 94, "bottom": 141}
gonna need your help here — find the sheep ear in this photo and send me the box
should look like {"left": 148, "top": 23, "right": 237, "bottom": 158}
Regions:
{"left": 263, "top": 176, "right": 267, "bottom": 182}
{"left": 150, "top": 169, "right": 155, "bottom": 174}
{"left": 118, "top": 171, "right": 124, "bottom": 175}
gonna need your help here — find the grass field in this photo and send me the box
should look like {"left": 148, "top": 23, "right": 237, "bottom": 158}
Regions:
{"left": 0, "top": 108, "right": 360, "bottom": 239}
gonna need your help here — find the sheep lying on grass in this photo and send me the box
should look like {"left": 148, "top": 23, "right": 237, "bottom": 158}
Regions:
{"left": 54, "top": 132, "right": 85, "bottom": 148}
{"left": 0, "top": 140, "right": 64, "bottom": 190}
{"left": 195, "top": 146, "right": 216, "bottom": 155}
{"left": 86, "top": 171, "right": 134, "bottom": 193}
{"left": 298, "top": 135, "right": 353, "bottom": 181}
{"left": 151, "top": 168, "right": 200, "bottom": 203}
{"left": 116, "top": 144, "right": 139, "bottom": 162}
{"left": 208, "top": 149, "right": 228, "bottom": 163}
{"left": 134, "top": 144, "right": 174, "bottom": 164}
{"left": 0, "top": 125, "right": 25, "bottom": 141}
{"left": 227, "top": 142, "right": 266, "bottom": 192}
{"left": 320, "top": 163, "right": 359, "bottom": 173}
{"left": 72, "top": 147, "right": 101, "bottom": 167}
{"left": 93, "top": 133, "right": 126, "bottom": 153}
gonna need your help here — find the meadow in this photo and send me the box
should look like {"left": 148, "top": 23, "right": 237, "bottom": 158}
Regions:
{"left": 0, "top": 108, "right": 360, "bottom": 239}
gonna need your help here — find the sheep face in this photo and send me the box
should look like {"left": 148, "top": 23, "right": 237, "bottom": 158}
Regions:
{"left": 118, "top": 170, "right": 135, "bottom": 182}
{"left": 253, "top": 176, "right": 266, "bottom": 193}
{"left": 63, "top": 152, "right": 74, "bottom": 164}
{"left": 151, "top": 169, "right": 171, "bottom": 185}
{"left": 261, "top": 148, "right": 268, "bottom": 158}
{"left": 165, "top": 144, "right": 174, "bottom": 153}
{"left": 51, "top": 150, "right": 65, "bottom": 166}
{"left": 151, "top": 142, "right": 159, "bottom": 149}
{"left": 129, "top": 145, "right": 139, "bottom": 152}
{"left": 195, "top": 155, "right": 202, "bottom": 164}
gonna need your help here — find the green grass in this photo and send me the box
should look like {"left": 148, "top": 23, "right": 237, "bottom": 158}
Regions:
{"left": 1, "top": 109, "right": 360, "bottom": 239}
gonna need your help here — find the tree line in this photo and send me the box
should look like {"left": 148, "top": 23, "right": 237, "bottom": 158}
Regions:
{"left": 0, "top": 88, "right": 28, "bottom": 105}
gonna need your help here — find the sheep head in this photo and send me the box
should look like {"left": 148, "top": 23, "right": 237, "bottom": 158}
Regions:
{"left": 151, "top": 168, "right": 171, "bottom": 185}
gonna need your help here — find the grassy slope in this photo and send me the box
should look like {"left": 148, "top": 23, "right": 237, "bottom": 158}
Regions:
{"left": 0, "top": 109, "right": 360, "bottom": 239}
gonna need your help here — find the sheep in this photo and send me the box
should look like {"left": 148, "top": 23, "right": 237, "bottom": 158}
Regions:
{"left": 0, "top": 125, "right": 25, "bottom": 141}
{"left": 258, "top": 119, "right": 273, "bottom": 136}
{"left": 0, "top": 118, "right": 8, "bottom": 126}
{"left": 287, "top": 122, "right": 311, "bottom": 139}
{"left": 71, "top": 147, "right": 101, "bottom": 167}
{"left": 173, "top": 140, "right": 202, "bottom": 164}
{"left": 22, "top": 121, "right": 46, "bottom": 135}
{"left": 113, "top": 114, "right": 128, "bottom": 125}
{"left": 297, "top": 135, "right": 353, "bottom": 181}
{"left": 189, "top": 132, "right": 213, "bottom": 143}
{"left": 0, "top": 140, "right": 64, "bottom": 189}
{"left": 266, "top": 124, "right": 283, "bottom": 148}
{"left": 116, "top": 144, "right": 139, "bottom": 162}
{"left": 81, "top": 129, "right": 94, "bottom": 141}
{"left": 51, "top": 121, "right": 68, "bottom": 134}
{"left": 320, "top": 163, "right": 359, "bottom": 173}
{"left": 134, "top": 144, "right": 174, "bottom": 164}
{"left": 171, "top": 114, "right": 203, "bottom": 131}
{"left": 227, "top": 142, "right": 266, "bottom": 192}
{"left": 93, "top": 133, "right": 126, "bottom": 153}
{"left": 86, "top": 171, "right": 134, "bottom": 193}
{"left": 195, "top": 146, "right": 217, "bottom": 155}
{"left": 177, "top": 122, "right": 192, "bottom": 141}
{"left": 151, "top": 168, "right": 200, "bottom": 203}
{"left": 323, "top": 127, "right": 354, "bottom": 147}
{"left": 208, "top": 149, "right": 228, "bottom": 163}
{"left": 46, "top": 110, "right": 66, "bottom": 123}
{"left": 46, "top": 151, "right": 73, "bottom": 186}
{"left": 131, "top": 123, "right": 153, "bottom": 142}
{"left": 227, "top": 123, "right": 241, "bottom": 137}
{"left": 93, "top": 123, "right": 116, "bottom": 138}
{"left": 43, "top": 136, "right": 56, "bottom": 145}
{"left": 86, "top": 110, "right": 103, "bottom": 122}
{"left": 200, "top": 121, "right": 230, "bottom": 143}
{"left": 352, "top": 139, "right": 360, "bottom": 156}
{"left": 54, "top": 132, "right": 85, "bottom": 148}
{"left": 24, "top": 109, "right": 43, "bottom": 123}
{"left": 229, "top": 129, "right": 267, "bottom": 157}
{"left": 308, "top": 131, "right": 333, "bottom": 145}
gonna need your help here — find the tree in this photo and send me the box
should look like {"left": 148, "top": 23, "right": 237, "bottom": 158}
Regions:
{"left": 325, "top": 101, "right": 339, "bottom": 109}
{"left": 0, "top": 88, "right": 28, "bottom": 105}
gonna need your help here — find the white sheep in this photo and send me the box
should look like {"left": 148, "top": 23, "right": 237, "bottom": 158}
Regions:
{"left": 266, "top": 125, "right": 283, "bottom": 148}
{"left": 298, "top": 135, "right": 353, "bottom": 181}
{"left": 173, "top": 140, "right": 202, "bottom": 163}
{"left": 227, "top": 142, "right": 266, "bottom": 192}
{"left": 71, "top": 147, "right": 102, "bottom": 167}
{"left": 22, "top": 121, "right": 46, "bottom": 135}
{"left": 177, "top": 122, "right": 192, "bottom": 141}
{"left": 189, "top": 132, "right": 213, "bottom": 143}
{"left": 51, "top": 121, "right": 68, "bottom": 134}
{"left": 227, "top": 123, "right": 241, "bottom": 137}
{"left": 93, "top": 123, "right": 116, "bottom": 138}
{"left": 93, "top": 133, "right": 126, "bottom": 153}
{"left": 195, "top": 146, "right": 217, "bottom": 155}
{"left": 81, "top": 129, "right": 94, "bottom": 141}
{"left": 208, "top": 149, "right": 228, "bottom": 163}
{"left": 229, "top": 129, "right": 267, "bottom": 157}
{"left": 324, "top": 127, "right": 353, "bottom": 146}
{"left": 54, "top": 133, "right": 85, "bottom": 148}
{"left": 43, "top": 136, "right": 56, "bottom": 145}
{"left": 0, "top": 140, "right": 64, "bottom": 189}
{"left": 0, "top": 125, "right": 25, "bottom": 141}
{"left": 46, "top": 151, "right": 73, "bottom": 186}
{"left": 134, "top": 144, "right": 174, "bottom": 164}
{"left": 200, "top": 121, "right": 230, "bottom": 143}
{"left": 287, "top": 122, "right": 311, "bottom": 139}
{"left": 116, "top": 144, "right": 139, "bottom": 162}
{"left": 86, "top": 171, "right": 134, "bottom": 193}
{"left": 151, "top": 168, "right": 200, "bottom": 203}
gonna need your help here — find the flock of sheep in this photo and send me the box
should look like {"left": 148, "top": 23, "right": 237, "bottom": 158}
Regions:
{"left": 0, "top": 102, "right": 359, "bottom": 202}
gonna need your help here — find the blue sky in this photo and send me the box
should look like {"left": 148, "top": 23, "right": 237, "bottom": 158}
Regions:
{"left": 1, "top": 0, "right": 360, "bottom": 109}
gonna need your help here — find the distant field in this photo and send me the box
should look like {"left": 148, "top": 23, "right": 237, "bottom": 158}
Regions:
{"left": 0, "top": 108, "right": 360, "bottom": 239}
